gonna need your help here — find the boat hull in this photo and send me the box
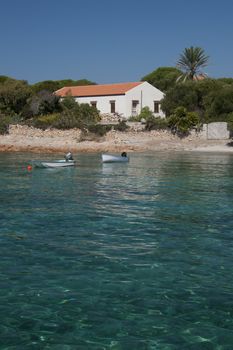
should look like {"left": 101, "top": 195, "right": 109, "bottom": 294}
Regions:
{"left": 34, "top": 160, "right": 75, "bottom": 168}
{"left": 102, "top": 154, "right": 129, "bottom": 163}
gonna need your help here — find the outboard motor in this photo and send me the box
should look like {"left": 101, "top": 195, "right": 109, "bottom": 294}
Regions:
{"left": 65, "top": 152, "right": 73, "bottom": 161}
{"left": 121, "top": 152, "right": 127, "bottom": 157}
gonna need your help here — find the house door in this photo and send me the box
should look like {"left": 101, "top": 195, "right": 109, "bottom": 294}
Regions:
{"left": 132, "top": 100, "right": 139, "bottom": 116}
{"left": 110, "top": 101, "right": 115, "bottom": 114}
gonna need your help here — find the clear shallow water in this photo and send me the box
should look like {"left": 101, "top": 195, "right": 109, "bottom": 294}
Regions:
{"left": 0, "top": 151, "right": 233, "bottom": 349}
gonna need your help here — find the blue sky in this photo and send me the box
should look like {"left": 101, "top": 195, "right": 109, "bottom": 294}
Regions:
{"left": 1, "top": 0, "right": 233, "bottom": 84}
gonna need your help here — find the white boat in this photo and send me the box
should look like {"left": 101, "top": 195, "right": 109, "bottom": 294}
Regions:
{"left": 34, "top": 160, "right": 75, "bottom": 168}
{"left": 102, "top": 153, "right": 129, "bottom": 163}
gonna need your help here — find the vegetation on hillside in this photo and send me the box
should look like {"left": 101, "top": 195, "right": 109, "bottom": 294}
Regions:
{"left": 32, "top": 79, "right": 96, "bottom": 93}
{"left": 141, "top": 47, "right": 233, "bottom": 135}
{"left": 0, "top": 46, "right": 233, "bottom": 136}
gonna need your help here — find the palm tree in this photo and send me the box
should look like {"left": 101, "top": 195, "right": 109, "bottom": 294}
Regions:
{"left": 176, "top": 46, "right": 209, "bottom": 82}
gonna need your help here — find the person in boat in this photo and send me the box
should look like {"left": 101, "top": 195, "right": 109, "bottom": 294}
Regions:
{"left": 65, "top": 152, "right": 74, "bottom": 161}
{"left": 121, "top": 152, "right": 127, "bottom": 157}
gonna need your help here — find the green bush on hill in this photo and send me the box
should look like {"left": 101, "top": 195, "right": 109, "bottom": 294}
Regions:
{"left": 113, "top": 120, "right": 129, "bottom": 132}
{"left": 0, "top": 79, "right": 32, "bottom": 117}
{"left": 145, "top": 116, "right": 168, "bottom": 131}
{"left": 0, "top": 114, "right": 11, "bottom": 134}
{"left": 87, "top": 124, "right": 112, "bottom": 136}
{"left": 32, "top": 114, "right": 60, "bottom": 130}
{"left": 168, "top": 107, "right": 200, "bottom": 136}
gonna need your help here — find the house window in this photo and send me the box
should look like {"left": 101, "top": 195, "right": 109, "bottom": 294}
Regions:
{"left": 132, "top": 100, "right": 139, "bottom": 116}
{"left": 90, "top": 101, "right": 97, "bottom": 108}
{"left": 110, "top": 100, "right": 115, "bottom": 113}
{"left": 154, "top": 101, "right": 159, "bottom": 113}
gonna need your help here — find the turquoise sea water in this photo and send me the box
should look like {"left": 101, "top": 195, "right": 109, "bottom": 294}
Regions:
{"left": 0, "top": 151, "right": 233, "bottom": 350}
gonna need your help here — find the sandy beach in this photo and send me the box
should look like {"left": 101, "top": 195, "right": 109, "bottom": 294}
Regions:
{"left": 0, "top": 124, "right": 232, "bottom": 154}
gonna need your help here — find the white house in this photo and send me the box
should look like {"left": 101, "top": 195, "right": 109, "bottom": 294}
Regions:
{"left": 55, "top": 81, "right": 165, "bottom": 119}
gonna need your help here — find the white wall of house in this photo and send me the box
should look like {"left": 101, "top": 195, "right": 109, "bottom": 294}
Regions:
{"left": 74, "top": 95, "right": 126, "bottom": 116}
{"left": 125, "top": 82, "right": 165, "bottom": 118}
{"left": 73, "top": 82, "right": 165, "bottom": 119}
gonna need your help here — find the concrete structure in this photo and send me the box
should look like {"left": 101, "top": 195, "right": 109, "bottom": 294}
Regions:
{"left": 55, "top": 82, "right": 165, "bottom": 119}
{"left": 200, "top": 122, "right": 230, "bottom": 140}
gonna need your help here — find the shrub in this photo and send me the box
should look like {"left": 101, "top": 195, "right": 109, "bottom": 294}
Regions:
{"left": 53, "top": 110, "right": 82, "bottom": 130}
{"left": 87, "top": 124, "right": 112, "bottom": 136}
{"left": 22, "top": 91, "right": 61, "bottom": 119}
{"left": 128, "top": 107, "right": 155, "bottom": 122}
{"left": 145, "top": 116, "right": 168, "bottom": 131}
{"left": 60, "top": 95, "right": 79, "bottom": 110}
{"left": 0, "top": 79, "right": 32, "bottom": 116}
{"left": 128, "top": 115, "right": 142, "bottom": 122}
{"left": 58, "top": 99, "right": 101, "bottom": 129}
{"left": 0, "top": 114, "right": 11, "bottom": 134}
{"left": 138, "top": 106, "right": 154, "bottom": 120}
{"left": 203, "top": 85, "right": 233, "bottom": 121}
{"left": 78, "top": 103, "right": 101, "bottom": 125}
{"left": 32, "top": 113, "right": 60, "bottom": 130}
{"left": 113, "top": 120, "right": 129, "bottom": 132}
{"left": 168, "top": 106, "right": 200, "bottom": 136}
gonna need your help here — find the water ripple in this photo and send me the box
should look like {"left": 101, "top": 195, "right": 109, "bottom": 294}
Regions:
{"left": 0, "top": 152, "right": 233, "bottom": 348}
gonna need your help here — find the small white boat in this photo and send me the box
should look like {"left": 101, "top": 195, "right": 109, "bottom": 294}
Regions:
{"left": 33, "top": 152, "right": 75, "bottom": 168}
{"left": 34, "top": 160, "right": 75, "bottom": 168}
{"left": 102, "top": 153, "right": 129, "bottom": 163}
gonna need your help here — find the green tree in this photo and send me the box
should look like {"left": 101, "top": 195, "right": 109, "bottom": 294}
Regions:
{"left": 32, "top": 80, "right": 61, "bottom": 93}
{"left": 177, "top": 46, "right": 209, "bottom": 81}
{"left": 161, "top": 79, "right": 222, "bottom": 120}
{"left": 194, "top": 79, "right": 223, "bottom": 120}
{"left": 71, "top": 79, "right": 96, "bottom": 86}
{"left": 22, "top": 90, "right": 61, "bottom": 119}
{"left": 161, "top": 81, "right": 198, "bottom": 116}
{"left": 0, "top": 79, "right": 32, "bottom": 116}
{"left": 204, "top": 85, "right": 233, "bottom": 121}
{"left": 32, "top": 79, "right": 96, "bottom": 94}
{"left": 0, "top": 75, "right": 12, "bottom": 84}
{"left": 141, "top": 67, "right": 181, "bottom": 92}
{"left": 216, "top": 78, "right": 233, "bottom": 86}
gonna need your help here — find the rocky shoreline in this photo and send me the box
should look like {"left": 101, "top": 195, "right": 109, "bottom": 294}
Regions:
{"left": 0, "top": 124, "right": 232, "bottom": 154}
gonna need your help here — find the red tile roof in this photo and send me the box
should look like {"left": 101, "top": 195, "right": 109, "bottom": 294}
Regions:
{"left": 55, "top": 82, "right": 143, "bottom": 97}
